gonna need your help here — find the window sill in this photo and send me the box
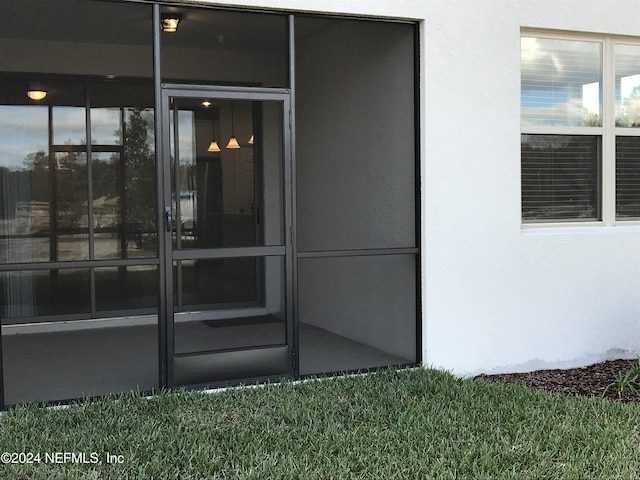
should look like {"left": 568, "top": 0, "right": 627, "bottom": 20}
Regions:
{"left": 521, "top": 222, "right": 640, "bottom": 236}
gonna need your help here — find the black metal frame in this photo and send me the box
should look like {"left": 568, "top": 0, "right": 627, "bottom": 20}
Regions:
{"left": 290, "top": 14, "right": 422, "bottom": 376}
{"left": 0, "top": 71, "right": 160, "bottom": 329}
{"left": 0, "top": 312, "right": 4, "bottom": 409}
{"left": 288, "top": 15, "right": 300, "bottom": 378}
{"left": 0, "top": 1, "right": 421, "bottom": 408}
{"left": 159, "top": 84, "right": 294, "bottom": 388}
{"left": 413, "top": 21, "right": 423, "bottom": 367}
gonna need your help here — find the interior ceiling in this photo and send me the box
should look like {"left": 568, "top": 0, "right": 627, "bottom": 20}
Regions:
{"left": 2, "top": 0, "right": 153, "bottom": 46}
{"left": 162, "top": 7, "right": 287, "bottom": 52}
{"left": 1, "top": 0, "right": 286, "bottom": 52}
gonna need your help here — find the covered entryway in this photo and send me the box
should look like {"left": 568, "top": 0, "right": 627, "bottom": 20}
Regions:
{"left": 0, "top": 0, "right": 419, "bottom": 407}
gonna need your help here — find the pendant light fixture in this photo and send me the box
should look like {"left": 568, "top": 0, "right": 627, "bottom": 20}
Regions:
{"left": 226, "top": 105, "right": 241, "bottom": 149}
{"left": 207, "top": 119, "right": 221, "bottom": 152}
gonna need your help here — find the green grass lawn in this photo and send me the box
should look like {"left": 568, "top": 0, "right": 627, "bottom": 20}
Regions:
{"left": 1, "top": 368, "right": 639, "bottom": 479}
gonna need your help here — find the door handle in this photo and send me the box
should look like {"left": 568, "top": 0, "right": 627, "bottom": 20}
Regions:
{"left": 165, "top": 206, "right": 173, "bottom": 232}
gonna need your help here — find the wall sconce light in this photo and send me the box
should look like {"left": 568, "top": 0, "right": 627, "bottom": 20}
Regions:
{"left": 161, "top": 13, "right": 182, "bottom": 33}
{"left": 248, "top": 135, "right": 254, "bottom": 145}
{"left": 27, "top": 90, "right": 47, "bottom": 101}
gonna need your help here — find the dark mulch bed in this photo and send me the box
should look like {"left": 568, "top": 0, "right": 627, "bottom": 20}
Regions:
{"left": 476, "top": 358, "right": 640, "bottom": 403}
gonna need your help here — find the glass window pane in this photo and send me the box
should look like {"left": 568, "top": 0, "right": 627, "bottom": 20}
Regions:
{"left": 1, "top": 88, "right": 156, "bottom": 264}
{"left": 53, "top": 151, "right": 89, "bottom": 261}
{"left": 174, "top": 256, "right": 285, "bottom": 355}
{"left": 521, "top": 37, "right": 602, "bottom": 127}
{"left": 522, "top": 134, "right": 600, "bottom": 222}
{"left": 122, "top": 107, "right": 157, "bottom": 257}
{"left": 92, "top": 152, "right": 121, "bottom": 259}
{"left": 615, "top": 44, "right": 640, "bottom": 128}
{"left": 92, "top": 109, "right": 157, "bottom": 260}
{"left": 161, "top": 7, "right": 288, "bottom": 88}
{"left": 0, "top": 269, "right": 90, "bottom": 321}
{"left": 1, "top": 146, "right": 91, "bottom": 263}
{"left": 0, "top": 105, "right": 50, "bottom": 263}
{"left": 53, "top": 107, "right": 86, "bottom": 146}
{"left": 295, "top": 17, "right": 416, "bottom": 251}
{"left": 170, "top": 99, "right": 283, "bottom": 249}
{"left": 298, "top": 254, "right": 416, "bottom": 375}
{"left": 616, "top": 136, "right": 640, "bottom": 218}
{"left": 91, "top": 108, "right": 122, "bottom": 145}
{"left": 176, "top": 257, "right": 264, "bottom": 309}
{"left": 95, "top": 265, "right": 158, "bottom": 313}
{"left": 175, "top": 313, "right": 286, "bottom": 355}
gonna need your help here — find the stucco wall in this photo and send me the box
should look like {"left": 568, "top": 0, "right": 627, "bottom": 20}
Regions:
{"left": 200, "top": 0, "right": 640, "bottom": 374}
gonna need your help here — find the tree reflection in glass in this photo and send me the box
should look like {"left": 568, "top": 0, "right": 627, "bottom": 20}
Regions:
{"left": 92, "top": 107, "right": 157, "bottom": 259}
{"left": 122, "top": 108, "right": 157, "bottom": 257}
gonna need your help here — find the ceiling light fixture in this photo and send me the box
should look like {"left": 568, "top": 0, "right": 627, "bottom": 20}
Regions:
{"left": 226, "top": 105, "right": 241, "bottom": 149}
{"left": 207, "top": 119, "right": 221, "bottom": 152}
{"left": 207, "top": 140, "right": 221, "bottom": 152}
{"left": 161, "top": 13, "right": 182, "bottom": 33}
{"left": 202, "top": 100, "right": 211, "bottom": 107}
{"left": 27, "top": 90, "right": 47, "bottom": 101}
{"left": 226, "top": 136, "right": 240, "bottom": 149}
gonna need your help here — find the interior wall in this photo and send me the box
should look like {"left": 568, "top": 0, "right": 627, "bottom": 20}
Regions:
{"left": 0, "top": 39, "right": 153, "bottom": 78}
{"left": 262, "top": 102, "right": 285, "bottom": 316}
{"left": 295, "top": 17, "right": 417, "bottom": 360}
{"left": 162, "top": 47, "right": 285, "bottom": 87}
{"left": 217, "top": 106, "right": 253, "bottom": 216}
{"left": 295, "top": 19, "right": 416, "bottom": 252}
{"left": 0, "top": 16, "right": 283, "bottom": 84}
{"left": 298, "top": 255, "right": 416, "bottom": 359}
{"left": 0, "top": 42, "right": 283, "bottom": 87}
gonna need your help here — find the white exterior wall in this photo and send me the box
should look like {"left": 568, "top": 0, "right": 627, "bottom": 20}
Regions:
{"left": 197, "top": 0, "right": 640, "bottom": 375}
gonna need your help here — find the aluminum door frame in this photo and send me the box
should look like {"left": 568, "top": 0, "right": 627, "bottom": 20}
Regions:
{"left": 159, "top": 84, "right": 294, "bottom": 387}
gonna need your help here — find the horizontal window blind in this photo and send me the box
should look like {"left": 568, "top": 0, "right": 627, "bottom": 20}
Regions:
{"left": 521, "top": 37, "right": 601, "bottom": 127}
{"left": 522, "top": 134, "right": 600, "bottom": 221}
{"left": 615, "top": 44, "right": 640, "bottom": 128}
{"left": 616, "top": 136, "right": 640, "bottom": 218}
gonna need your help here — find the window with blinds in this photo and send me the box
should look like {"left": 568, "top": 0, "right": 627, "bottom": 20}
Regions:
{"left": 615, "top": 44, "right": 640, "bottom": 128}
{"left": 521, "top": 37, "right": 601, "bottom": 128}
{"left": 615, "top": 44, "right": 640, "bottom": 220}
{"left": 616, "top": 136, "right": 640, "bottom": 218}
{"left": 522, "top": 135, "right": 600, "bottom": 221}
{"left": 521, "top": 34, "right": 640, "bottom": 224}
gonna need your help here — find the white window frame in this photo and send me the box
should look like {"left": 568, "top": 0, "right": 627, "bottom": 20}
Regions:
{"left": 521, "top": 30, "right": 640, "bottom": 228}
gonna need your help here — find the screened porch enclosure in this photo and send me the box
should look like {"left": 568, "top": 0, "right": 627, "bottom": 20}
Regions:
{"left": 0, "top": 0, "right": 419, "bottom": 407}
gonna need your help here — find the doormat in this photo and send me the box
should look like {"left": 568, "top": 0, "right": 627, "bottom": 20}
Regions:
{"left": 202, "top": 314, "right": 283, "bottom": 328}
